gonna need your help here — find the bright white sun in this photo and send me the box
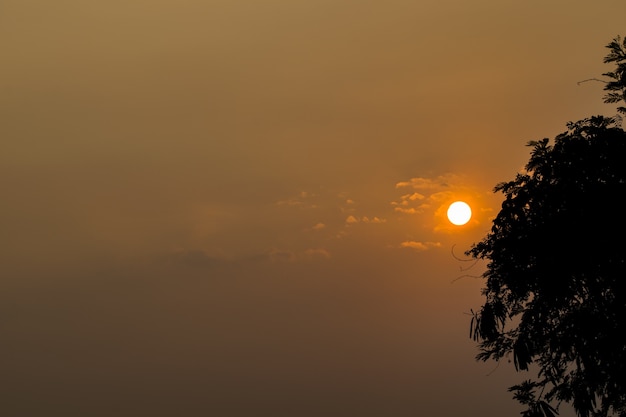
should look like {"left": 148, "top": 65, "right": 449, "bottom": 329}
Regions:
{"left": 447, "top": 201, "right": 472, "bottom": 226}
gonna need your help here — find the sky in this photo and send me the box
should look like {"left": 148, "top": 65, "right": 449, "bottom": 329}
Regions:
{"left": 1, "top": 1, "right": 625, "bottom": 416}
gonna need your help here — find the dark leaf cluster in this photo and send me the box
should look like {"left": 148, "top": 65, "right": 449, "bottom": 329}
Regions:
{"left": 602, "top": 36, "right": 626, "bottom": 115}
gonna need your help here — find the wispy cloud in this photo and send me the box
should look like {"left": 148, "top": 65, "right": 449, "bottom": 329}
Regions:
{"left": 395, "top": 176, "right": 453, "bottom": 190}
{"left": 345, "top": 215, "right": 387, "bottom": 224}
{"left": 399, "top": 241, "right": 442, "bottom": 251}
{"left": 393, "top": 207, "right": 419, "bottom": 214}
{"left": 391, "top": 174, "right": 468, "bottom": 217}
{"left": 276, "top": 191, "right": 319, "bottom": 208}
{"left": 311, "top": 222, "right": 326, "bottom": 230}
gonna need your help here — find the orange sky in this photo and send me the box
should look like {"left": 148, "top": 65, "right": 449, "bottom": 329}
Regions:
{"left": 2, "top": 1, "right": 625, "bottom": 415}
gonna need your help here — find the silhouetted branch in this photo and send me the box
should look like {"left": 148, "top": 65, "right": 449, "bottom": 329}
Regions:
{"left": 486, "top": 360, "right": 501, "bottom": 376}
{"left": 451, "top": 273, "right": 482, "bottom": 283}
{"left": 577, "top": 78, "right": 608, "bottom": 85}
{"left": 450, "top": 244, "right": 482, "bottom": 282}
{"left": 451, "top": 244, "right": 476, "bottom": 263}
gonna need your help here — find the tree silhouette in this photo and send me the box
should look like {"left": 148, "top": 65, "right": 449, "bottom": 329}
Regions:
{"left": 467, "top": 37, "right": 626, "bottom": 417}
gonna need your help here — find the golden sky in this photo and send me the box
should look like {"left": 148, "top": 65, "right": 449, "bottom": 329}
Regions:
{"left": 1, "top": 1, "right": 625, "bottom": 415}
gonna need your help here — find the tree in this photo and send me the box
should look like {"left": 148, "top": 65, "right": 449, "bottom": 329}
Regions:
{"left": 467, "top": 37, "right": 626, "bottom": 417}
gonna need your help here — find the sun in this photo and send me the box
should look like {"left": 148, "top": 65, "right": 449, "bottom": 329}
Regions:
{"left": 447, "top": 201, "right": 472, "bottom": 226}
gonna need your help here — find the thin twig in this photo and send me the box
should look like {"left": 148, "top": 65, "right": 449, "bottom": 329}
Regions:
{"left": 450, "top": 244, "right": 475, "bottom": 262}
{"left": 577, "top": 78, "right": 607, "bottom": 85}
{"left": 486, "top": 360, "right": 501, "bottom": 376}
{"left": 451, "top": 273, "right": 482, "bottom": 283}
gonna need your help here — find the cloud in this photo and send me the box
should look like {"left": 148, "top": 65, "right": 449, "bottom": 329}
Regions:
{"left": 395, "top": 174, "right": 465, "bottom": 191}
{"left": 407, "top": 192, "right": 425, "bottom": 201}
{"left": 361, "top": 216, "right": 386, "bottom": 224}
{"left": 396, "top": 177, "right": 448, "bottom": 190}
{"left": 391, "top": 194, "right": 430, "bottom": 214}
{"left": 276, "top": 191, "right": 319, "bottom": 208}
{"left": 276, "top": 199, "right": 305, "bottom": 207}
{"left": 339, "top": 195, "right": 357, "bottom": 213}
{"left": 400, "top": 241, "right": 442, "bottom": 251}
{"left": 311, "top": 222, "right": 326, "bottom": 230}
{"left": 393, "top": 207, "right": 418, "bottom": 214}
{"left": 345, "top": 215, "right": 359, "bottom": 224}
{"left": 391, "top": 174, "right": 469, "bottom": 217}
{"left": 345, "top": 215, "right": 387, "bottom": 224}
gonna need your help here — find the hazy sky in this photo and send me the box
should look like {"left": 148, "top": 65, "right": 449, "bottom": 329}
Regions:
{"left": 2, "top": 1, "right": 625, "bottom": 416}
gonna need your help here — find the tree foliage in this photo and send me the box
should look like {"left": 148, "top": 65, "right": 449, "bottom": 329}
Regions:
{"left": 602, "top": 35, "right": 626, "bottom": 115}
{"left": 467, "top": 37, "right": 626, "bottom": 417}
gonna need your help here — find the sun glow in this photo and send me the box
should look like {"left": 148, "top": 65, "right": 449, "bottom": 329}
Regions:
{"left": 447, "top": 201, "right": 472, "bottom": 225}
